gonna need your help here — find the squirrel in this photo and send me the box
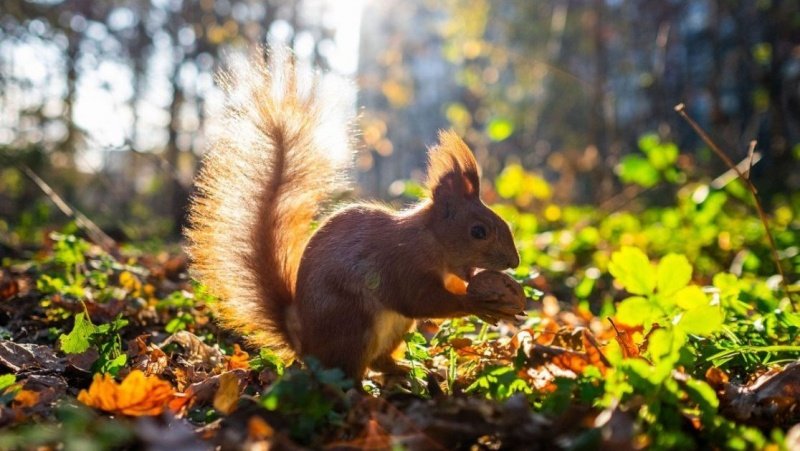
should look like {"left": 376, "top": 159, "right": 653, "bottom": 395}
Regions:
{"left": 186, "top": 51, "right": 525, "bottom": 380}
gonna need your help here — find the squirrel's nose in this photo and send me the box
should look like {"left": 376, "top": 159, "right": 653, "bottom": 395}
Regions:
{"left": 506, "top": 251, "right": 520, "bottom": 269}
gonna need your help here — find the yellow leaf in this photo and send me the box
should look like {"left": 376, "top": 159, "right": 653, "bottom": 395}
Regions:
{"left": 213, "top": 371, "right": 241, "bottom": 414}
{"left": 119, "top": 271, "right": 142, "bottom": 297}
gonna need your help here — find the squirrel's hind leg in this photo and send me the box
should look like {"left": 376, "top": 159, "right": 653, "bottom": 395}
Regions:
{"left": 369, "top": 353, "right": 411, "bottom": 376}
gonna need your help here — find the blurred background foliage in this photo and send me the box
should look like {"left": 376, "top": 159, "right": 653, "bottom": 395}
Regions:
{"left": 0, "top": 0, "right": 799, "bottom": 250}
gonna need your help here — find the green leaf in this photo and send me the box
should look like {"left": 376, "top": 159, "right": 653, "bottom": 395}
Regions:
{"left": 657, "top": 254, "right": 692, "bottom": 296}
{"left": 486, "top": 117, "right": 514, "bottom": 142}
{"left": 645, "top": 142, "right": 679, "bottom": 170}
{"left": 94, "top": 352, "right": 127, "bottom": 376}
{"left": 616, "top": 296, "right": 660, "bottom": 327}
{"left": 251, "top": 348, "right": 286, "bottom": 376}
{"left": 59, "top": 312, "right": 99, "bottom": 354}
{"left": 678, "top": 305, "right": 724, "bottom": 336}
{"left": 683, "top": 378, "right": 719, "bottom": 416}
{"left": 646, "top": 328, "right": 685, "bottom": 363}
{"left": 609, "top": 247, "right": 656, "bottom": 295}
{"left": 637, "top": 133, "right": 660, "bottom": 153}
{"left": 0, "top": 374, "right": 16, "bottom": 392}
{"left": 673, "top": 285, "right": 709, "bottom": 310}
{"left": 617, "top": 155, "right": 660, "bottom": 188}
{"left": 404, "top": 332, "right": 429, "bottom": 361}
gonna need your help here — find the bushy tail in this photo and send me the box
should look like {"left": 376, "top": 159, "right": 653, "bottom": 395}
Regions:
{"left": 186, "top": 49, "right": 352, "bottom": 358}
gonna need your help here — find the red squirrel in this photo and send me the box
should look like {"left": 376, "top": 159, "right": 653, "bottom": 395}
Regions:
{"left": 186, "top": 52, "right": 524, "bottom": 380}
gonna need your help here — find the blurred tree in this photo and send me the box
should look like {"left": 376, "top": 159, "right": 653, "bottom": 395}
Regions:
{"left": 357, "top": 0, "right": 800, "bottom": 204}
{"left": 0, "top": 0, "right": 338, "bottom": 240}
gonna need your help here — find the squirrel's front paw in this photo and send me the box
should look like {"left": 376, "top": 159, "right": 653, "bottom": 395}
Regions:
{"left": 466, "top": 270, "right": 526, "bottom": 324}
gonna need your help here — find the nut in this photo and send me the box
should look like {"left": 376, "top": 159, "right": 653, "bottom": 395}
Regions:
{"left": 467, "top": 270, "right": 526, "bottom": 310}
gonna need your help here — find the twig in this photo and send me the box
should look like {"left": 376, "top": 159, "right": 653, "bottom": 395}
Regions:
{"left": 674, "top": 103, "right": 795, "bottom": 310}
{"left": 20, "top": 165, "right": 118, "bottom": 255}
{"left": 745, "top": 140, "right": 757, "bottom": 181}
{"left": 711, "top": 151, "right": 761, "bottom": 189}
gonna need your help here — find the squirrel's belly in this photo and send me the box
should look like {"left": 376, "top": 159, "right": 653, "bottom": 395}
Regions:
{"left": 368, "top": 310, "right": 414, "bottom": 362}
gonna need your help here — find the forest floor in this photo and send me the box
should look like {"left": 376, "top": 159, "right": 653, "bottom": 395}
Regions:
{"left": 0, "top": 225, "right": 798, "bottom": 450}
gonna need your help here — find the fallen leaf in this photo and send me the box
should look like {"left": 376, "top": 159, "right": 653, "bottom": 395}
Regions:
{"left": 0, "top": 341, "right": 64, "bottom": 373}
{"left": 119, "top": 271, "right": 142, "bottom": 297}
{"left": 160, "top": 331, "right": 224, "bottom": 370}
{"left": 128, "top": 335, "right": 169, "bottom": 375}
{"left": 0, "top": 277, "right": 19, "bottom": 300}
{"left": 247, "top": 416, "right": 274, "bottom": 440}
{"left": 535, "top": 319, "right": 560, "bottom": 346}
{"left": 213, "top": 371, "right": 242, "bottom": 414}
{"left": 171, "top": 369, "right": 249, "bottom": 413}
{"left": 608, "top": 318, "right": 639, "bottom": 358}
{"left": 77, "top": 370, "right": 176, "bottom": 416}
{"left": 227, "top": 344, "right": 250, "bottom": 370}
{"left": 582, "top": 330, "right": 610, "bottom": 373}
{"left": 720, "top": 361, "right": 800, "bottom": 427}
{"left": 551, "top": 351, "right": 589, "bottom": 375}
{"left": 12, "top": 390, "right": 39, "bottom": 408}
{"left": 450, "top": 337, "right": 473, "bottom": 350}
{"left": 705, "top": 366, "right": 729, "bottom": 390}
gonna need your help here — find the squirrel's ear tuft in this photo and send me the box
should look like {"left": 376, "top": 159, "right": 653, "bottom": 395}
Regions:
{"left": 426, "top": 130, "right": 481, "bottom": 200}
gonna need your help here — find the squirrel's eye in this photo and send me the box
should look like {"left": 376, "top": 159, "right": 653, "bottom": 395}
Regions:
{"left": 470, "top": 224, "right": 487, "bottom": 240}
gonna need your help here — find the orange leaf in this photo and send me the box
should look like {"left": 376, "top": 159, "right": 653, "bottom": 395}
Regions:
{"left": 227, "top": 344, "right": 250, "bottom": 370}
{"left": 551, "top": 351, "right": 589, "bottom": 374}
{"left": 608, "top": 318, "right": 639, "bottom": 358}
{"left": 78, "top": 370, "right": 176, "bottom": 416}
{"left": 705, "top": 366, "right": 730, "bottom": 390}
{"left": 248, "top": 416, "right": 275, "bottom": 440}
{"left": 581, "top": 330, "right": 610, "bottom": 374}
{"left": 535, "top": 319, "right": 559, "bottom": 345}
{"left": 12, "top": 389, "right": 39, "bottom": 408}
{"left": 449, "top": 337, "right": 473, "bottom": 349}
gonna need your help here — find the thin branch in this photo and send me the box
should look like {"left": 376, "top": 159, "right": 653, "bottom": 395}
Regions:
{"left": 20, "top": 165, "right": 117, "bottom": 255}
{"left": 745, "top": 140, "right": 757, "bottom": 181}
{"left": 674, "top": 103, "right": 795, "bottom": 310}
{"left": 711, "top": 151, "right": 761, "bottom": 189}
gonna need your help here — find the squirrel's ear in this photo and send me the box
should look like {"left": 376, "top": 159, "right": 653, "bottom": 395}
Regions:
{"left": 426, "top": 130, "right": 481, "bottom": 201}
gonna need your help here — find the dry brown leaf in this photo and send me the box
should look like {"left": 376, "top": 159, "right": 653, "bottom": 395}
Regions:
{"left": 551, "top": 351, "right": 589, "bottom": 375}
{"left": 0, "top": 341, "right": 64, "bottom": 373}
{"left": 581, "top": 330, "right": 610, "bottom": 373}
{"left": 160, "top": 331, "right": 224, "bottom": 370}
{"left": 608, "top": 318, "right": 639, "bottom": 358}
{"left": 449, "top": 337, "right": 473, "bottom": 350}
{"left": 705, "top": 366, "right": 730, "bottom": 390}
{"left": 128, "top": 335, "right": 169, "bottom": 375}
{"left": 0, "top": 277, "right": 19, "bottom": 300}
{"left": 171, "top": 369, "right": 249, "bottom": 414}
{"left": 535, "top": 319, "right": 560, "bottom": 346}
{"left": 77, "top": 370, "right": 176, "bottom": 416}
{"left": 720, "top": 361, "right": 800, "bottom": 427}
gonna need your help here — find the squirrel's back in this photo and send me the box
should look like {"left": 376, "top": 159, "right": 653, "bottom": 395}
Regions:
{"left": 185, "top": 49, "right": 352, "bottom": 358}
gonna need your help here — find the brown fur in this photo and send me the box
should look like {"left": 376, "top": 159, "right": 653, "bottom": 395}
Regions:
{"left": 187, "top": 52, "right": 521, "bottom": 379}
